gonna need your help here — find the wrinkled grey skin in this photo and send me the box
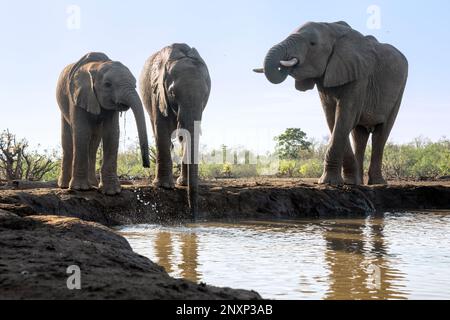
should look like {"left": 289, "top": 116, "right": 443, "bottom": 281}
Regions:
{"left": 56, "top": 52, "right": 150, "bottom": 195}
{"left": 140, "top": 44, "right": 211, "bottom": 217}
{"left": 255, "top": 21, "right": 408, "bottom": 185}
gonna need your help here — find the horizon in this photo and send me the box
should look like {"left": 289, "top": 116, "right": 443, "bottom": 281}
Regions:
{"left": 1, "top": 0, "right": 449, "bottom": 154}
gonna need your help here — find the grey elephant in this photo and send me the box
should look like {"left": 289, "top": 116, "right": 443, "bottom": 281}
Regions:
{"left": 254, "top": 21, "right": 408, "bottom": 185}
{"left": 140, "top": 44, "right": 211, "bottom": 216}
{"left": 56, "top": 52, "right": 150, "bottom": 195}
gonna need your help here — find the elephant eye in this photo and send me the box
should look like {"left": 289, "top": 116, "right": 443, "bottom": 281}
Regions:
{"left": 104, "top": 82, "right": 113, "bottom": 88}
{"left": 310, "top": 41, "right": 317, "bottom": 46}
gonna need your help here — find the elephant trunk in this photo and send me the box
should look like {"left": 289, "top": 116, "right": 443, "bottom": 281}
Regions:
{"left": 263, "top": 34, "right": 305, "bottom": 84}
{"left": 128, "top": 93, "right": 150, "bottom": 168}
{"left": 180, "top": 113, "right": 200, "bottom": 220}
{"left": 264, "top": 43, "right": 290, "bottom": 84}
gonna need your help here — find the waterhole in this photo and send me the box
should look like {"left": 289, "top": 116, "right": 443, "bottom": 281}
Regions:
{"left": 117, "top": 211, "right": 450, "bottom": 300}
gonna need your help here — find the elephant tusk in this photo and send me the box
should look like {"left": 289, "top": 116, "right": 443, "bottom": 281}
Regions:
{"left": 280, "top": 58, "right": 299, "bottom": 68}
{"left": 253, "top": 68, "right": 265, "bottom": 73}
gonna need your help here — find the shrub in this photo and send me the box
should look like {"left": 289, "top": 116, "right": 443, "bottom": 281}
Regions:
{"left": 299, "top": 159, "right": 323, "bottom": 178}
{"left": 278, "top": 160, "right": 299, "bottom": 177}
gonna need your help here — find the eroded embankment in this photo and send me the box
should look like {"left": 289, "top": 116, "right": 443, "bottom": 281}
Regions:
{"left": 1, "top": 179, "right": 449, "bottom": 226}
{"left": 0, "top": 210, "right": 261, "bottom": 300}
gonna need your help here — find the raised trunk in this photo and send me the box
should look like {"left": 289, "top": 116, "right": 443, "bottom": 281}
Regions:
{"left": 264, "top": 35, "right": 306, "bottom": 84}
{"left": 128, "top": 93, "right": 150, "bottom": 168}
{"left": 264, "top": 44, "right": 289, "bottom": 84}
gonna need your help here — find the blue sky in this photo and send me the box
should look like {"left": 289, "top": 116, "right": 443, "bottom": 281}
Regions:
{"left": 0, "top": 0, "right": 449, "bottom": 153}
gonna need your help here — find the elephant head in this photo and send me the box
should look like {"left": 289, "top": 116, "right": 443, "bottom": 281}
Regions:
{"left": 254, "top": 21, "right": 376, "bottom": 91}
{"left": 70, "top": 52, "right": 150, "bottom": 168}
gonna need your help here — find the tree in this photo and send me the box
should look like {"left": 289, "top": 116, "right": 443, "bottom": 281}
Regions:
{"left": 274, "top": 128, "right": 312, "bottom": 160}
{"left": 0, "top": 130, "right": 58, "bottom": 182}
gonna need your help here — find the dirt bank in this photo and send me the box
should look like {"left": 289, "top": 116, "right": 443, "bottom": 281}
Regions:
{"left": 1, "top": 178, "right": 449, "bottom": 226}
{"left": 0, "top": 210, "right": 261, "bottom": 300}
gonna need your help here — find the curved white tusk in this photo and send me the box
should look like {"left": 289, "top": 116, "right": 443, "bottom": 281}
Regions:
{"left": 253, "top": 68, "right": 265, "bottom": 73}
{"left": 280, "top": 58, "right": 299, "bottom": 68}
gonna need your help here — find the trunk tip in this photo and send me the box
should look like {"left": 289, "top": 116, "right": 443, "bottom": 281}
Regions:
{"left": 142, "top": 157, "right": 151, "bottom": 168}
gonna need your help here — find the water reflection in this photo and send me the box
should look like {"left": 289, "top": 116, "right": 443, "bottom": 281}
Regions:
{"left": 154, "top": 232, "right": 174, "bottom": 274}
{"left": 154, "top": 231, "right": 200, "bottom": 283}
{"left": 323, "top": 218, "right": 406, "bottom": 300}
{"left": 118, "top": 212, "right": 450, "bottom": 300}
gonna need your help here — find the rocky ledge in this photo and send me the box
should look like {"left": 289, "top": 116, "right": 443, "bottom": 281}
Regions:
{"left": 0, "top": 179, "right": 449, "bottom": 226}
{"left": 0, "top": 210, "right": 261, "bottom": 300}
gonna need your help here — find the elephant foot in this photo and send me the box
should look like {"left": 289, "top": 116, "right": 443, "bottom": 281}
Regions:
{"left": 176, "top": 176, "right": 188, "bottom": 187}
{"left": 368, "top": 176, "right": 387, "bottom": 185}
{"left": 99, "top": 180, "right": 122, "bottom": 196}
{"left": 318, "top": 172, "right": 344, "bottom": 186}
{"left": 89, "top": 176, "right": 99, "bottom": 188}
{"left": 69, "top": 178, "right": 93, "bottom": 192}
{"left": 153, "top": 178, "right": 175, "bottom": 190}
{"left": 343, "top": 174, "right": 362, "bottom": 186}
{"left": 58, "top": 176, "right": 70, "bottom": 189}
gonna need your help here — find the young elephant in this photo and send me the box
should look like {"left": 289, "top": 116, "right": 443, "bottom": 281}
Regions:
{"left": 56, "top": 52, "right": 150, "bottom": 195}
{"left": 140, "top": 44, "right": 211, "bottom": 216}
{"left": 254, "top": 21, "right": 408, "bottom": 185}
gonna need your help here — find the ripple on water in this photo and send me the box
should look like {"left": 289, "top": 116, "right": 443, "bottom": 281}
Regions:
{"left": 117, "top": 212, "right": 450, "bottom": 300}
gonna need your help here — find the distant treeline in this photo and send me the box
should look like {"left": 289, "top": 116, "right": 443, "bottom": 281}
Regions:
{"left": 1, "top": 129, "right": 449, "bottom": 183}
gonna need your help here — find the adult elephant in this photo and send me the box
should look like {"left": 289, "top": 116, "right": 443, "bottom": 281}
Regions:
{"left": 56, "top": 52, "right": 150, "bottom": 195}
{"left": 254, "top": 21, "right": 408, "bottom": 185}
{"left": 140, "top": 44, "right": 211, "bottom": 217}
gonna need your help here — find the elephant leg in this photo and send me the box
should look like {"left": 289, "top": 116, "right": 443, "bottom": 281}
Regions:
{"left": 319, "top": 102, "right": 357, "bottom": 185}
{"left": 350, "top": 126, "right": 370, "bottom": 185}
{"left": 368, "top": 124, "right": 388, "bottom": 185}
{"left": 88, "top": 126, "right": 102, "bottom": 188}
{"left": 342, "top": 138, "right": 361, "bottom": 185}
{"left": 153, "top": 117, "right": 176, "bottom": 190}
{"left": 70, "top": 117, "right": 93, "bottom": 191}
{"left": 58, "top": 115, "right": 73, "bottom": 189}
{"left": 177, "top": 141, "right": 188, "bottom": 186}
{"left": 368, "top": 100, "right": 401, "bottom": 185}
{"left": 99, "top": 112, "right": 121, "bottom": 195}
{"left": 319, "top": 103, "right": 343, "bottom": 185}
{"left": 177, "top": 164, "right": 188, "bottom": 187}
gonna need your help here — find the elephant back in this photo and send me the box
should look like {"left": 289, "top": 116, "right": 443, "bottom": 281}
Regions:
{"left": 68, "top": 52, "right": 111, "bottom": 81}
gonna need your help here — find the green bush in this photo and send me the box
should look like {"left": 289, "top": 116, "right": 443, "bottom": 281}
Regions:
{"left": 278, "top": 160, "right": 299, "bottom": 177}
{"left": 231, "top": 164, "right": 258, "bottom": 178}
{"left": 299, "top": 159, "right": 323, "bottom": 178}
{"left": 199, "top": 163, "right": 223, "bottom": 179}
{"left": 381, "top": 139, "right": 450, "bottom": 179}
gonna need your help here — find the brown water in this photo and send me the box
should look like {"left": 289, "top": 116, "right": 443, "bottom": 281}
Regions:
{"left": 117, "top": 212, "right": 450, "bottom": 300}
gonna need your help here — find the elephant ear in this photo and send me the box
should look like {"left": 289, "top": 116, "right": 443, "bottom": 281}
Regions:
{"left": 69, "top": 53, "right": 110, "bottom": 115}
{"left": 323, "top": 31, "right": 377, "bottom": 88}
{"left": 70, "top": 65, "right": 101, "bottom": 115}
{"left": 151, "top": 51, "right": 169, "bottom": 117}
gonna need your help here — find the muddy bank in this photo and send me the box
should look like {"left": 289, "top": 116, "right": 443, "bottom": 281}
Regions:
{"left": 0, "top": 179, "right": 449, "bottom": 226}
{"left": 0, "top": 210, "right": 261, "bottom": 300}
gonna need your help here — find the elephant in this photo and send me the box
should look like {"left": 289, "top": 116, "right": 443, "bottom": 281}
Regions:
{"left": 254, "top": 21, "right": 408, "bottom": 185}
{"left": 140, "top": 43, "right": 211, "bottom": 217}
{"left": 56, "top": 52, "right": 150, "bottom": 195}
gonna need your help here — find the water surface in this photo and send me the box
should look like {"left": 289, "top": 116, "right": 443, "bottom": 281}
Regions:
{"left": 117, "top": 212, "right": 450, "bottom": 300}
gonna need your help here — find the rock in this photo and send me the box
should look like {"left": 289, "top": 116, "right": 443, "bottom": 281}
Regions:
{"left": 0, "top": 210, "right": 261, "bottom": 300}
{"left": 9, "top": 180, "right": 58, "bottom": 190}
